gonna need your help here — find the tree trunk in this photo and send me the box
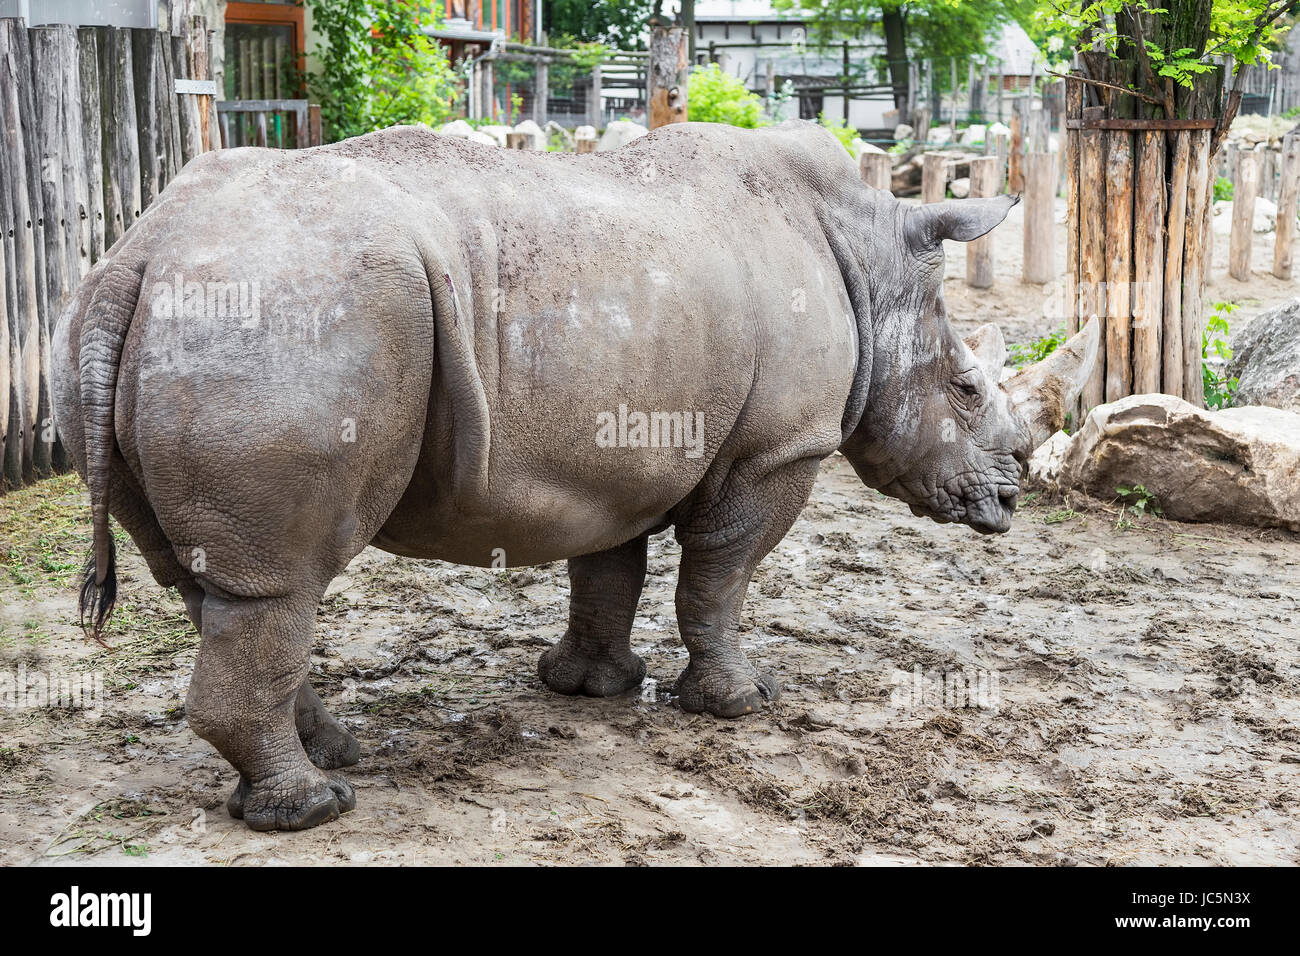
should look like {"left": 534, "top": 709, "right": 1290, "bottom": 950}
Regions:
{"left": 882, "top": 6, "right": 908, "bottom": 113}
{"left": 648, "top": 25, "right": 688, "bottom": 129}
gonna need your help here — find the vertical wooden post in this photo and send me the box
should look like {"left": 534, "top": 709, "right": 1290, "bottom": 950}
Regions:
{"left": 1272, "top": 133, "right": 1299, "bottom": 279}
{"left": 858, "top": 152, "right": 891, "bottom": 191}
{"left": 1078, "top": 106, "right": 1107, "bottom": 412}
{"left": 1229, "top": 150, "right": 1259, "bottom": 281}
{"left": 1008, "top": 99, "right": 1025, "bottom": 193}
{"left": 533, "top": 57, "right": 548, "bottom": 127}
{"left": 1161, "top": 130, "right": 1190, "bottom": 398}
{"left": 30, "top": 28, "right": 68, "bottom": 329}
{"left": 1182, "top": 129, "right": 1210, "bottom": 408}
{"left": 966, "top": 156, "right": 999, "bottom": 288}
{"left": 1132, "top": 125, "right": 1165, "bottom": 395}
{"left": 189, "top": 16, "right": 213, "bottom": 154}
{"left": 648, "top": 24, "right": 687, "bottom": 129}
{"left": 131, "top": 28, "right": 162, "bottom": 212}
{"left": 993, "top": 132, "right": 1008, "bottom": 191}
{"left": 1063, "top": 77, "right": 1082, "bottom": 340}
{"left": 77, "top": 27, "right": 104, "bottom": 266}
{"left": 912, "top": 105, "right": 930, "bottom": 144}
{"left": 1022, "top": 152, "right": 1055, "bottom": 284}
{"left": 921, "top": 153, "right": 947, "bottom": 203}
{"left": 1103, "top": 120, "right": 1133, "bottom": 402}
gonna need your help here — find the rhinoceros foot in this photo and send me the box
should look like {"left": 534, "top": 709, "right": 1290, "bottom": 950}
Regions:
{"left": 296, "top": 683, "right": 362, "bottom": 770}
{"left": 227, "top": 769, "right": 357, "bottom": 832}
{"left": 673, "top": 660, "right": 781, "bottom": 718}
{"left": 538, "top": 635, "right": 646, "bottom": 698}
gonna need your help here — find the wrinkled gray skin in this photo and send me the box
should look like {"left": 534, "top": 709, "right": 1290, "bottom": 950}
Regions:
{"left": 52, "top": 120, "right": 1095, "bottom": 831}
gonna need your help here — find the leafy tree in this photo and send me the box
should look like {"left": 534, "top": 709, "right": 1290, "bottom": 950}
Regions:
{"left": 1036, "top": 1, "right": 1296, "bottom": 143}
{"left": 305, "top": 0, "right": 461, "bottom": 142}
{"left": 688, "top": 63, "right": 766, "bottom": 126}
{"left": 772, "top": 1, "right": 1036, "bottom": 108}
{"left": 544, "top": 0, "right": 657, "bottom": 48}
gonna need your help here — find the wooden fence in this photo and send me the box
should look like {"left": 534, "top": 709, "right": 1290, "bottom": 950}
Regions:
{"left": 1, "top": 7, "right": 220, "bottom": 494}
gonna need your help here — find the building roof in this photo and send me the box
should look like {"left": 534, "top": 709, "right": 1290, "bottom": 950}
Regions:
{"left": 988, "top": 21, "right": 1041, "bottom": 75}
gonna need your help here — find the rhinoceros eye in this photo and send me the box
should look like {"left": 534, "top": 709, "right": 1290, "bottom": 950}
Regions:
{"left": 952, "top": 371, "right": 982, "bottom": 400}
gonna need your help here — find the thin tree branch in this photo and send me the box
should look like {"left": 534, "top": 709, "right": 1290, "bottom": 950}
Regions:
{"left": 1047, "top": 69, "right": 1165, "bottom": 106}
{"left": 1127, "top": 4, "right": 1175, "bottom": 116}
{"left": 1211, "top": 0, "right": 1296, "bottom": 156}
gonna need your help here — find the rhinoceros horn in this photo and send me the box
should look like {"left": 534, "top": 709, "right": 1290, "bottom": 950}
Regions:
{"left": 1002, "top": 318, "right": 1101, "bottom": 452}
{"left": 963, "top": 323, "right": 1008, "bottom": 382}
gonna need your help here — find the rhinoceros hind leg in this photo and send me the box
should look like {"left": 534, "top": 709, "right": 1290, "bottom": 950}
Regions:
{"left": 538, "top": 534, "right": 648, "bottom": 698}
{"left": 188, "top": 592, "right": 356, "bottom": 831}
{"left": 670, "top": 458, "right": 818, "bottom": 717}
{"left": 296, "top": 681, "right": 361, "bottom": 769}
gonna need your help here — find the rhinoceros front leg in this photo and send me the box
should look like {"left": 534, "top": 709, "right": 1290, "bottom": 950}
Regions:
{"left": 538, "top": 533, "right": 648, "bottom": 697}
{"left": 186, "top": 592, "right": 355, "bottom": 831}
{"left": 673, "top": 458, "right": 820, "bottom": 717}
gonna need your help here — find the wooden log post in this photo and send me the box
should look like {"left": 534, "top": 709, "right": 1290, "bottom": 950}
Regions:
{"left": 532, "top": 57, "right": 548, "bottom": 127}
{"left": 966, "top": 156, "right": 1000, "bottom": 288}
{"left": 1103, "top": 119, "right": 1133, "bottom": 403}
{"left": 97, "top": 26, "right": 143, "bottom": 247}
{"left": 1008, "top": 99, "right": 1025, "bottom": 193}
{"left": 1182, "top": 129, "right": 1210, "bottom": 408}
{"left": 0, "top": 39, "right": 18, "bottom": 489}
{"left": 912, "top": 105, "right": 930, "bottom": 144}
{"left": 647, "top": 23, "right": 688, "bottom": 129}
{"left": 1, "top": 21, "right": 42, "bottom": 480}
{"left": 576, "top": 133, "right": 597, "bottom": 153}
{"left": 859, "top": 151, "right": 892, "bottom": 191}
{"left": 131, "top": 28, "right": 162, "bottom": 212}
{"left": 1022, "top": 151, "right": 1055, "bottom": 284}
{"left": 1229, "top": 150, "right": 1259, "bottom": 281}
{"left": 172, "top": 16, "right": 201, "bottom": 164}
{"left": 1132, "top": 124, "right": 1166, "bottom": 395}
{"left": 189, "top": 16, "right": 215, "bottom": 153}
{"left": 994, "top": 132, "right": 1009, "bottom": 191}
{"left": 1078, "top": 106, "right": 1107, "bottom": 412}
{"left": 505, "top": 131, "right": 529, "bottom": 149}
{"left": 1063, "top": 78, "right": 1082, "bottom": 342}
{"left": 30, "top": 28, "right": 68, "bottom": 331}
{"left": 921, "top": 152, "right": 947, "bottom": 203}
{"left": 1162, "top": 129, "right": 1191, "bottom": 398}
{"left": 1272, "top": 133, "right": 1300, "bottom": 279}
{"left": 77, "top": 28, "right": 105, "bottom": 267}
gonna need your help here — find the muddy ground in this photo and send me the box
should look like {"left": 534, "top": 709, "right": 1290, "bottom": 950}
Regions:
{"left": 1, "top": 212, "right": 1297, "bottom": 867}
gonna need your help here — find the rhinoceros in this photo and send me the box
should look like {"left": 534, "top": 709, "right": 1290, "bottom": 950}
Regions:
{"left": 52, "top": 120, "right": 1096, "bottom": 831}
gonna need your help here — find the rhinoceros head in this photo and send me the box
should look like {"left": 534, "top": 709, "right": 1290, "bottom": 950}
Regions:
{"left": 839, "top": 195, "right": 1098, "bottom": 534}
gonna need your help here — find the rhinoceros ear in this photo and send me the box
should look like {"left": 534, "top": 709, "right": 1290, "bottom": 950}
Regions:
{"left": 906, "top": 195, "right": 1020, "bottom": 250}
{"left": 963, "top": 323, "right": 1007, "bottom": 382}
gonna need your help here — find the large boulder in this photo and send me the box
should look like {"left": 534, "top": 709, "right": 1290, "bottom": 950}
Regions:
{"left": 1227, "top": 297, "right": 1300, "bottom": 412}
{"left": 1057, "top": 394, "right": 1300, "bottom": 531}
{"left": 597, "top": 120, "right": 648, "bottom": 152}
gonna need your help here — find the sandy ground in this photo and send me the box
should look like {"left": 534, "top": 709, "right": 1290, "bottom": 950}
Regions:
{"left": 1, "top": 213, "right": 1297, "bottom": 867}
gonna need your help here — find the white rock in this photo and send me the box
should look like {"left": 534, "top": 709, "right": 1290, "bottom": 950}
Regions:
{"left": 597, "top": 120, "right": 648, "bottom": 152}
{"left": 986, "top": 122, "right": 1011, "bottom": 139}
{"left": 575, "top": 124, "right": 597, "bottom": 140}
{"left": 959, "top": 124, "right": 986, "bottom": 146}
{"left": 1027, "top": 430, "right": 1072, "bottom": 486}
{"left": 467, "top": 131, "right": 499, "bottom": 147}
{"left": 512, "top": 119, "right": 547, "bottom": 150}
{"left": 1212, "top": 198, "right": 1276, "bottom": 234}
{"left": 929, "top": 126, "right": 953, "bottom": 145}
{"left": 858, "top": 140, "right": 887, "bottom": 155}
{"left": 478, "top": 124, "right": 511, "bottom": 147}
{"left": 437, "top": 119, "right": 475, "bottom": 138}
{"left": 949, "top": 176, "right": 971, "bottom": 199}
{"left": 1057, "top": 393, "right": 1300, "bottom": 530}
{"left": 893, "top": 123, "right": 915, "bottom": 141}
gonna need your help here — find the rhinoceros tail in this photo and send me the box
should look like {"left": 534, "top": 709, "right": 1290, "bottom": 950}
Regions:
{"left": 77, "top": 259, "right": 145, "bottom": 643}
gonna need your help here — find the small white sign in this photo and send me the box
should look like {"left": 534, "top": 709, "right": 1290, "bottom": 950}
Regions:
{"left": 174, "top": 79, "right": 216, "bottom": 96}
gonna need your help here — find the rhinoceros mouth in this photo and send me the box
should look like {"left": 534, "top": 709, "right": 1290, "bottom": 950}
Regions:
{"left": 902, "top": 483, "right": 1016, "bottom": 534}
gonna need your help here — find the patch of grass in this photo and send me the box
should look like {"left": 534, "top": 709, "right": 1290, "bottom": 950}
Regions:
{"left": 45, "top": 799, "right": 170, "bottom": 859}
{"left": 1042, "top": 509, "right": 1083, "bottom": 525}
{"left": 0, "top": 473, "right": 100, "bottom": 593}
{"left": 1009, "top": 326, "right": 1067, "bottom": 370}
{"left": 84, "top": 603, "right": 197, "bottom": 690}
